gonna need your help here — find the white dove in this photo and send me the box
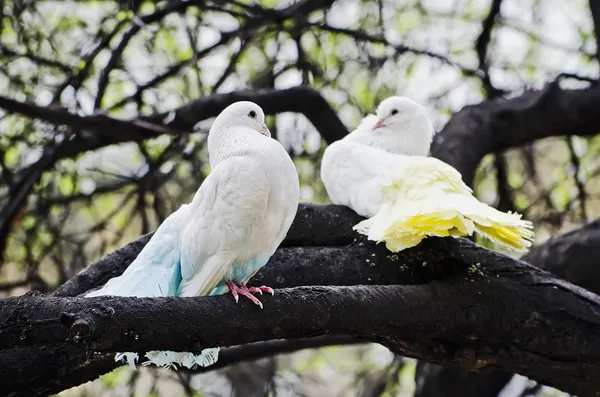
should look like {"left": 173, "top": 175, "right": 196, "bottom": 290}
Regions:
{"left": 321, "top": 96, "right": 534, "bottom": 253}
{"left": 87, "top": 101, "right": 300, "bottom": 369}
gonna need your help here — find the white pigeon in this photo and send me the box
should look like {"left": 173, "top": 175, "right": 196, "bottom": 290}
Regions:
{"left": 321, "top": 96, "right": 534, "bottom": 253}
{"left": 87, "top": 101, "right": 300, "bottom": 369}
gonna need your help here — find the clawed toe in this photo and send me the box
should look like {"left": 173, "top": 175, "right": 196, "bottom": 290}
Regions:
{"left": 226, "top": 281, "right": 274, "bottom": 309}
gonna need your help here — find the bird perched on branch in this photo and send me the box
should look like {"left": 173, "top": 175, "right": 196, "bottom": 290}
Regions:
{"left": 86, "top": 101, "right": 300, "bottom": 369}
{"left": 321, "top": 96, "right": 534, "bottom": 253}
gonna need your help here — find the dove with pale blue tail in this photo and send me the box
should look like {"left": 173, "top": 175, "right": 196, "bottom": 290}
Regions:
{"left": 321, "top": 96, "right": 534, "bottom": 253}
{"left": 87, "top": 101, "right": 300, "bottom": 369}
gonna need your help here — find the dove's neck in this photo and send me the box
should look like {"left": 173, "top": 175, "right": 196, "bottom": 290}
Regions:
{"left": 208, "top": 126, "right": 261, "bottom": 168}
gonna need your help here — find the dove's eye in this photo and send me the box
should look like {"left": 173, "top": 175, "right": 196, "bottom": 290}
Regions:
{"left": 390, "top": 109, "right": 399, "bottom": 116}
{"left": 248, "top": 110, "right": 257, "bottom": 118}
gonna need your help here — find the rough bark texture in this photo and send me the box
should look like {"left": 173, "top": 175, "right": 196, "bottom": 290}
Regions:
{"left": 431, "top": 81, "right": 600, "bottom": 186}
{"left": 2, "top": 204, "right": 600, "bottom": 396}
{"left": 422, "top": 75, "right": 600, "bottom": 397}
{"left": 415, "top": 362, "right": 513, "bottom": 397}
{"left": 413, "top": 219, "right": 600, "bottom": 397}
{"left": 526, "top": 219, "right": 600, "bottom": 294}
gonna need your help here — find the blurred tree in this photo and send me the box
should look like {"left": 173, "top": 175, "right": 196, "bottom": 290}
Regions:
{"left": 1, "top": 0, "right": 600, "bottom": 396}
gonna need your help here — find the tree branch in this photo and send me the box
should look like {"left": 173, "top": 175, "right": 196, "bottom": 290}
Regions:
{"left": 188, "top": 335, "right": 361, "bottom": 375}
{"left": 474, "top": 0, "right": 504, "bottom": 96}
{"left": 2, "top": 243, "right": 600, "bottom": 396}
{"left": 590, "top": 0, "right": 600, "bottom": 63}
{"left": 2, "top": 205, "right": 600, "bottom": 396}
{"left": 524, "top": 219, "right": 600, "bottom": 295}
{"left": 414, "top": 218, "right": 600, "bottom": 397}
{"left": 0, "top": 86, "right": 347, "bottom": 165}
{"left": 143, "top": 87, "right": 349, "bottom": 144}
{"left": 431, "top": 80, "right": 600, "bottom": 186}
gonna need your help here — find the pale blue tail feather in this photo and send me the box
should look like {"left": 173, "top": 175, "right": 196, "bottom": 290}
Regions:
{"left": 86, "top": 204, "right": 219, "bottom": 370}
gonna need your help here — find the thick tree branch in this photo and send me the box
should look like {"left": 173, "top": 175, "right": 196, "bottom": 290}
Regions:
{"left": 2, "top": 205, "right": 600, "bottom": 396}
{"left": 415, "top": 219, "right": 600, "bottom": 397}
{"left": 0, "top": 336, "right": 359, "bottom": 397}
{"left": 431, "top": 80, "right": 600, "bottom": 186}
{"left": 1, "top": 237, "right": 600, "bottom": 396}
{"left": 419, "top": 73, "right": 600, "bottom": 397}
{"left": 143, "top": 87, "right": 349, "bottom": 144}
{"left": 524, "top": 219, "right": 600, "bottom": 294}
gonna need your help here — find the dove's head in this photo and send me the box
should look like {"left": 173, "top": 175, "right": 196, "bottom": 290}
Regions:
{"left": 210, "top": 101, "right": 271, "bottom": 139}
{"left": 346, "top": 96, "right": 434, "bottom": 156}
{"left": 208, "top": 101, "right": 272, "bottom": 166}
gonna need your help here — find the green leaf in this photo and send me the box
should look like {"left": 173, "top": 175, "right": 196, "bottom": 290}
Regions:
{"left": 4, "top": 146, "right": 19, "bottom": 167}
{"left": 59, "top": 176, "right": 75, "bottom": 196}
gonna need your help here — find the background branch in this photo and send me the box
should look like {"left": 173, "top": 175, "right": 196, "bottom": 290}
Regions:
{"left": 431, "top": 80, "right": 600, "bottom": 186}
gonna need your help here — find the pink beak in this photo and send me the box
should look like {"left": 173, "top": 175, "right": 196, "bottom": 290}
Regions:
{"left": 372, "top": 119, "right": 384, "bottom": 131}
{"left": 262, "top": 125, "right": 271, "bottom": 138}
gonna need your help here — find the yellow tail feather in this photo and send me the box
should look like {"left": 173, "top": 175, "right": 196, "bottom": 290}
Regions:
{"left": 353, "top": 158, "right": 535, "bottom": 253}
{"left": 355, "top": 209, "right": 534, "bottom": 253}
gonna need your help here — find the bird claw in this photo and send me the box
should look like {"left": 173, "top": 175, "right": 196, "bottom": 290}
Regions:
{"left": 226, "top": 281, "right": 273, "bottom": 309}
{"left": 248, "top": 285, "right": 274, "bottom": 295}
{"left": 226, "top": 281, "right": 240, "bottom": 303}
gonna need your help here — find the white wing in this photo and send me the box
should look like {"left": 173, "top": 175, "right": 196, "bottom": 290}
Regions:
{"left": 321, "top": 140, "right": 398, "bottom": 218}
{"left": 177, "top": 155, "right": 270, "bottom": 297}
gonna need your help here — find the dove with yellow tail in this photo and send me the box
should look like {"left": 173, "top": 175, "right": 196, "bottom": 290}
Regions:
{"left": 320, "top": 96, "right": 534, "bottom": 253}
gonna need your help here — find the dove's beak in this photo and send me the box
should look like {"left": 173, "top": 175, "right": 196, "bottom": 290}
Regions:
{"left": 262, "top": 124, "right": 271, "bottom": 138}
{"left": 372, "top": 119, "right": 384, "bottom": 131}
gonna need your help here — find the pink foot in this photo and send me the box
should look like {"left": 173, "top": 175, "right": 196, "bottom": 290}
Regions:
{"left": 225, "top": 281, "right": 273, "bottom": 309}
{"left": 226, "top": 280, "right": 239, "bottom": 303}
{"left": 247, "top": 285, "right": 274, "bottom": 295}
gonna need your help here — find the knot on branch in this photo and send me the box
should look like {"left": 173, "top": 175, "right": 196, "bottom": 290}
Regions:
{"left": 58, "top": 304, "right": 116, "bottom": 345}
{"left": 59, "top": 312, "right": 95, "bottom": 345}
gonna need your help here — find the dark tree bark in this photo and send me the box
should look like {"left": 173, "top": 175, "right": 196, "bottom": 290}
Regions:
{"left": 2, "top": 205, "right": 600, "bottom": 397}
{"left": 526, "top": 219, "right": 600, "bottom": 294}
{"left": 413, "top": 219, "right": 600, "bottom": 397}
{"left": 415, "top": 362, "right": 512, "bottom": 397}
{"left": 431, "top": 80, "right": 600, "bottom": 186}
{"left": 422, "top": 72, "right": 600, "bottom": 396}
